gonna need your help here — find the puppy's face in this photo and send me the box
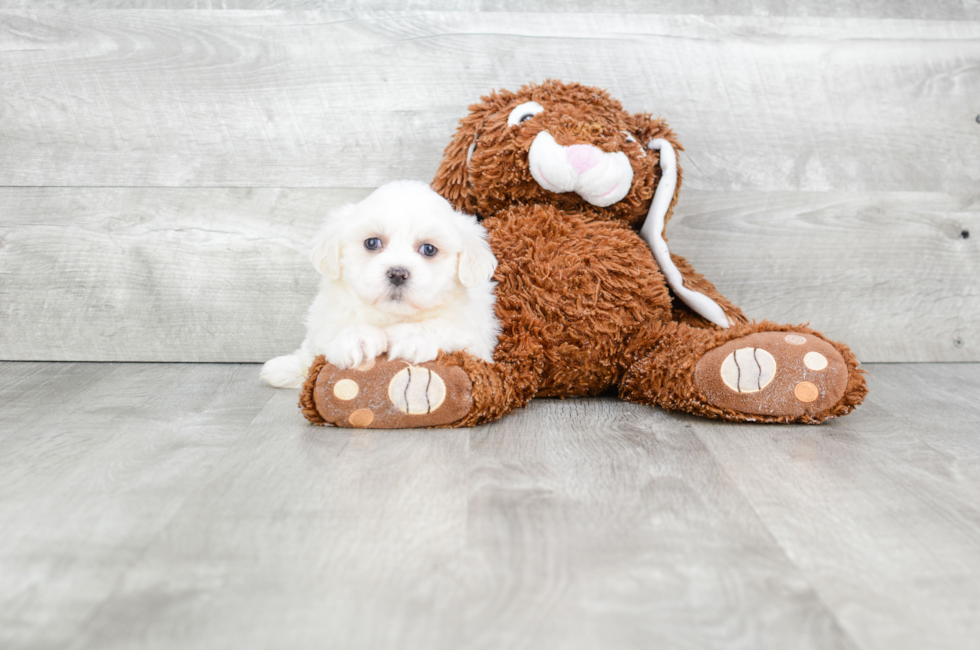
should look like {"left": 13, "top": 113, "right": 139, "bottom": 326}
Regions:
{"left": 341, "top": 195, "right": 464, "bottom": 315}
{"left": 311, "top": 180, "right": 496, "bottom": 316}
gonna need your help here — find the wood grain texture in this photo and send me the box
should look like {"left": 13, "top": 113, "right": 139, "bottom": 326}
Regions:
{"left": 669, "top": 191, "right": 980, "bottom": 363}
{"left": 71, "top": 389, "right": 473, "bottom": 650}
{"left": 0, "top": 361, "right": 853, "bottom": 650}
{"left": 1, "top": 11, "right": 978, "bottom": 192}
{"left": 2, "top": 187, "right": 975, "bottom": 363}
{"left": 459, "top": 400, "right": 852, "bottom": 650}
{"left": 0, "top": 187, "right": 370, "bottom": 362}
{"left": 0, "top": 362, "right": 275, "bottom": 650}
{"left": 2, "top": 360, "right": 979, "bottom": 649}
{"left": 3, "top": 1, "right": 979, "bottom": 20}
{"left": 863, "top": 362, "right": 980, "bottom": 459}
{"left": 689, "top": 365, "right": 980, "bottom": 650}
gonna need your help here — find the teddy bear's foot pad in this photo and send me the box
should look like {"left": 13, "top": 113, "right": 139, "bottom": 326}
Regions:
{"left": 694, "top": 332, "right": 848, "bottom": 420}
{"left": 309, "top": 355, "right": 473, "bottom": 428}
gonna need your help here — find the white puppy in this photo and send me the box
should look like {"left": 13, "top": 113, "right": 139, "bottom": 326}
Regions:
{"left": 261, "top": 180, "right": 500, "bottom": 389}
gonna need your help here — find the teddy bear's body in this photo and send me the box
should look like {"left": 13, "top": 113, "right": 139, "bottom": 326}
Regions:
{"left": 301, "top": 81, "right": 867, "bottom": 427}
{"left": 485, "top": 204, "right": 670, "bottom": 397}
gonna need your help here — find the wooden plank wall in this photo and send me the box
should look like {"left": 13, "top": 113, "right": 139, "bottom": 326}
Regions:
{"left": 0, "top": 3, "right": 977, "bottom": 362}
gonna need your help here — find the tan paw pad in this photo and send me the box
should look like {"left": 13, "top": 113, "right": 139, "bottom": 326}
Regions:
{"left": 720, "top": 348, "right": 776, "bottom": 393}
{"left": 388, "top": 366, "right": 446, "bottom": 414}
{"left": 803, "top": 352, "right": 828, "bottom": 371}
{"left": 348, "top": 409, "right": 374, "bottom": 427}
{"left": 310, "top": 353, "right": 474, "bottom": 428}
{"left": 355, "top": 358, "right": 376, "bottom": 372}
{"left": 794, "top": 381, "right": 819, "bottom": 403}
{"left": 694, "top": 331, "right": 849, "bottom": 419}
{"left": 333, "top": 379, "right": 359, "bottom": 400}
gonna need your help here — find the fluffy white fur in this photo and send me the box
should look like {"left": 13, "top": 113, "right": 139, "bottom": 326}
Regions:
{"left": 261, "top": 180, "right": 500, "bottom": 389}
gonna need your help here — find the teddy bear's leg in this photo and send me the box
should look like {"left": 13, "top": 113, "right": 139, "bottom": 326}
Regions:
{"left": 620, "top": 320, "right": 868, "bottom": 423}
{"left": 299, "top": 351, "right": 540, "bottom": 429}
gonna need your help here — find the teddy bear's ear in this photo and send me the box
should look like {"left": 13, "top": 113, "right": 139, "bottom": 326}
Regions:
{"left": 628, "top": 116, "right": 731, "bottom": 328}
{"left": 309, "top": 203, "right": 355, "bottom": 279}
{"left": 627, "top": 113, "right": 684, "bottom": 155}
{"left": 431, "top": 102, "right": 493, "bottom": 215}
{"left": 627, "top": 112, "right": 685, "bottom": 228}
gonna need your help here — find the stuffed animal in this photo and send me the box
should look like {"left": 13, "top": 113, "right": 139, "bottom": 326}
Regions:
{"left": 300, "top": 81, "right": 867, "bottom": 428}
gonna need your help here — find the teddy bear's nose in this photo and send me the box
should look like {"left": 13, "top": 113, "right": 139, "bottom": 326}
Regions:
{"left": 565, "top": 144, "right": 603, "bottom": 175}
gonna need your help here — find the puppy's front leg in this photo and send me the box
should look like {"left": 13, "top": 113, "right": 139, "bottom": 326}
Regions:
{"left": 385, "top": 322, "right": 446, "bottom": 365}
{"left": 323, "top": 324, "right": 388, "bottom": 369}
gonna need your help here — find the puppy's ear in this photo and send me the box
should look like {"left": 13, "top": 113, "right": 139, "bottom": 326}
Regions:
{"left": 310, "top": 203, "right": 355, "bottom": 279}
{"left": 456, "top": 213, "right": 497, "bottom": 288}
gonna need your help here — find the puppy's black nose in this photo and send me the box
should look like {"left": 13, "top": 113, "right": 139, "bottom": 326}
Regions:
{"left": 387, "top": 267, "right": 410, "bottom": 286}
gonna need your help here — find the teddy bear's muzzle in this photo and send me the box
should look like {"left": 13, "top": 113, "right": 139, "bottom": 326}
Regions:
{"left": 527, "top": 131, "right": 633, "bottom": 208}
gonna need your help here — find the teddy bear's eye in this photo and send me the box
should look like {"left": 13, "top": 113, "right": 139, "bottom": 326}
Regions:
{"left": 507, "top": 101, "right": 544, "bottom": 127}
{"left": 418, "top": 243, "right": 438, "bottom": 257}
{"left": 364, "top": 238, "right": 383, "bottom": 251}
{"left": 622, "top": 131, "right": 645, "bottom": 157}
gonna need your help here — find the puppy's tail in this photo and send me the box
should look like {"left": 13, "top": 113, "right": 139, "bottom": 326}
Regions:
{"left": 260, "top": 353, "right": 310, "bottom": 388}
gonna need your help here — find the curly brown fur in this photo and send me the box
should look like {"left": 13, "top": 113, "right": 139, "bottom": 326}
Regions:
{"left": 300, "top": 355, "right": 329, "bottom": 425}
{"left": 436, "top": 352, "right": 539, "bottom": 427}
{"left": 485, "top": 204, "right": 673, "bottom": 397}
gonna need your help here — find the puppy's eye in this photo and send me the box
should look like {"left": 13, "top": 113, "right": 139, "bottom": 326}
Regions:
{"left": 418, "top": 243, "right": 438, "bottom": 257}
{"left": 507, "top": 101, "right": 545, "bottom": 127}
{"left": 364, "top": 238, "right": 383, "bottom": 251}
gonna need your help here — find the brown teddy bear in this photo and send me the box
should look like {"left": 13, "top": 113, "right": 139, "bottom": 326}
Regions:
{"left": 300, "top": 81, "right": 867, "bottom": 428}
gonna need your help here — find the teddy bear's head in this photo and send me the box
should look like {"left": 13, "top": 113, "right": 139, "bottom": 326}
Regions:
{"left": 432, "top": 80, "right": 683, "bottom": 229}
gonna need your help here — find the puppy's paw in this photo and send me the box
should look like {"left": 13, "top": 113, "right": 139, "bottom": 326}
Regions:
{"left": 324, "top": 325, "right": 388, "bottom": 369}
{"left": 385, "top": 323, "right": 441, "bottom": 364}
{"left": 261, "top": 354, "right": 310, "bottom": 388}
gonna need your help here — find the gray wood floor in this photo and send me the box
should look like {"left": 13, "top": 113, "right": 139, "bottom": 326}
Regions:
{"left": 2, "top": 361, "right": 978, "bottom": 650}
